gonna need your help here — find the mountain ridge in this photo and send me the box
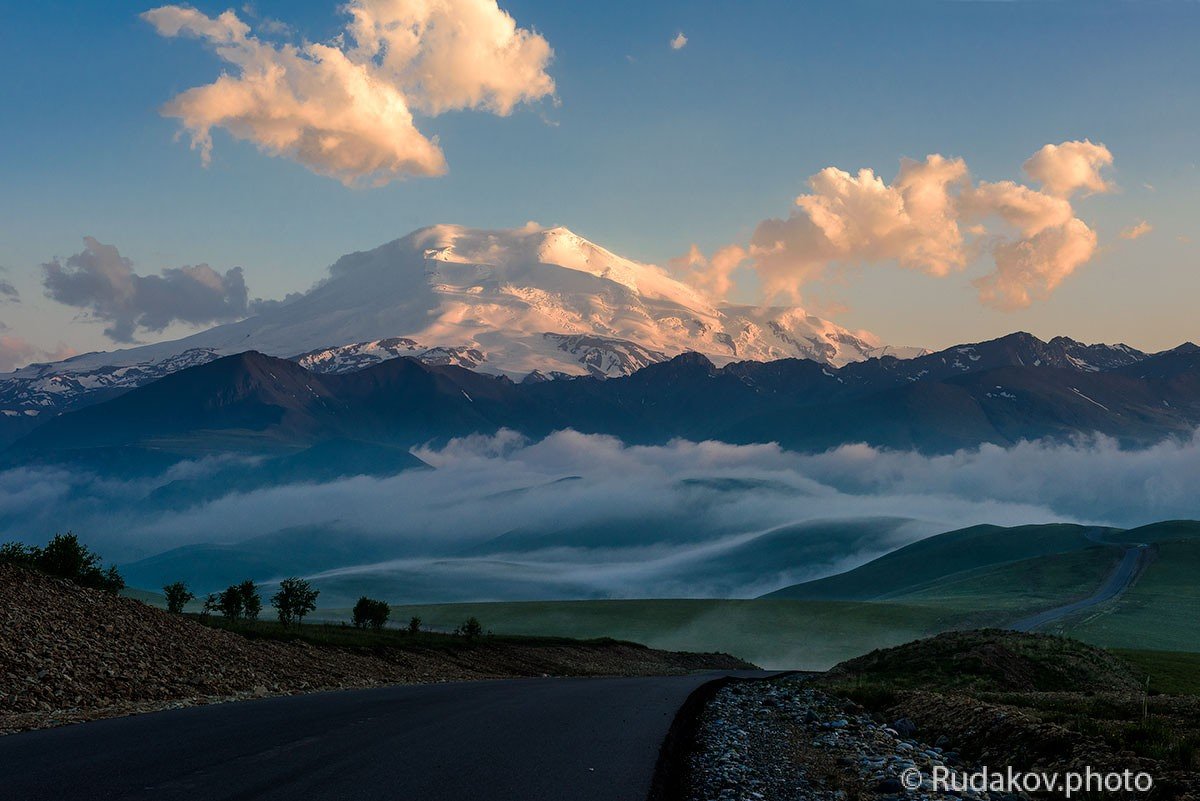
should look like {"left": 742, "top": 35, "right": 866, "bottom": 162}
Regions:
{"left": 7, "top": 331, "right": 1199, "bottom": 464}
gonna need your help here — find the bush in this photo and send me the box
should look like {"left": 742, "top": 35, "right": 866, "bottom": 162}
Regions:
{"left": 455, "top": 616, "right": 484, "bottom": 640}
{"left": 0, "top": 533, "right": 124, "bottom": 593}
{"left": 163, "top": 581, "right": 195, "bottom": 614}
{"left": 0, "top": 542, "right": 36, "bottom": 567}
{"left": 352, "top": 596, "right": 390, "bottom": 630}
{"left": 408, "top": 616, "right": 422, "bottom": 634}
{"left": 271, "top": 577, "right": 319, "bottom": 626}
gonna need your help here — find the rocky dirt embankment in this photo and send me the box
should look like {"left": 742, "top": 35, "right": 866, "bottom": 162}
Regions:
{"left": 0, "top": 565, "right": 749, "bottom": 733}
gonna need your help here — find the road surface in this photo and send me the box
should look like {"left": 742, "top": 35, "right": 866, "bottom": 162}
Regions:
{"left": 0, "top": 672, "right": 768, "bottom": 801}
{"left": 1010, "top": 529, "right": 1149, "bottom": 632}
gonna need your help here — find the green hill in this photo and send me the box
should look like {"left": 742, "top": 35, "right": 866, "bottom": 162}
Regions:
{"left": 761, "top": 523, "right": 1107, "bottom": 600}
{"left": 1124, "top": 520, "right": 1200, "bottom": 542}
{"left": 1064, "top": 539, "right": 1200, "bottom": 651}
{"left": 131, "top": 519, "right": 1200, "bottom": 670}
{"left": 888, "top": 546, "right": 1121, "bottom": 613}
{"left": 383, "top": 598, "right": 962, "bottom": 670}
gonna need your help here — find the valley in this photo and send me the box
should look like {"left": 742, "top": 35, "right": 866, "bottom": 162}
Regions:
{"left": 372, "top": 521, "right": 1200, "bottom": 669}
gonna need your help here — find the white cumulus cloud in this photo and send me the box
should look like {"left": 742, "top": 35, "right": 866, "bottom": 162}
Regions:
{"left": 143, "top": 0, "right": 556, "bottom": 187}
{"left": 670, "top": 32, "right": 688, "bottom": 50}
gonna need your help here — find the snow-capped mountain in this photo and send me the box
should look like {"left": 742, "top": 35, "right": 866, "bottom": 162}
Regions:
{"left": 0, "top": 224, "right": 924, "bottom": 419}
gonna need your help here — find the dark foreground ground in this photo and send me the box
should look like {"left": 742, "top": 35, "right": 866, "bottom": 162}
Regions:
{"left": 684, "top": 632, "right": 1200, "bottom": 801}
{"left": 0, "top": 672, "right": 769, "bottom": 801}
{"left": 0, "top": 564, "right": 752, "bottom": 733}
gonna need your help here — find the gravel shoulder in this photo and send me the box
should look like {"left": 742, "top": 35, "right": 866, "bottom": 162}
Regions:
{"left": 683, "top": 677, "right": 984, "bottom": 801}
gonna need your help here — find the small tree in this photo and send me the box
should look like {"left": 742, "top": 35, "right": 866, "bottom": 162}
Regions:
{"left": 99, "top": 565, "right": 125, "bottom": 594}
{"left": 218, "top": 585, "right": 245, "bottom": 620}
{"left": 272, "top": 577, "right": 319, "bottom": 626}
{"left": 238, "top": 580, "right": 262, "bottom": 621}
{"left": 352, "top": 596, "right": 390, "bottom": 630}
{"left": 36, "top": 533, "right": 98, "bottom": 580}
{"left": 407, "top": 616, "right": 422, "bottom": 634}
{"left": 163, "top": 581, "right": 195, "bottom": 614}
{"left": 456, "top": 616, "right": 483, "bottom": 640}
{"left": 201, "top": 593, "right": 219, "bottom": 619}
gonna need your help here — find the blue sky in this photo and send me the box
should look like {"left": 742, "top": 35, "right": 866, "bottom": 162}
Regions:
{"left": 1, "top": 0, "right": 1197, "bottom": 365}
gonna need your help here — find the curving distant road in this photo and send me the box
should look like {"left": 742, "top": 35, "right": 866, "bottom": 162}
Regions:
{"left": 0, "top": 672, "right": 768, "bottom": 801}
{"left": 1010, "top": 528, "right": 1149, "bottom": 632}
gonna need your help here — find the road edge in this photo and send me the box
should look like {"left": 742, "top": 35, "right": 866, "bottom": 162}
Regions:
{"left": 646, "top": 672, "right": 798, "bottom": 801}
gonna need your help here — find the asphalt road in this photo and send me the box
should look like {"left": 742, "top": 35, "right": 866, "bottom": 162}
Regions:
{"left": 1010, "top": 530, "right": 1149, "bottom": 632}
{"left": 0, "top": 672, "right": 768, "bottom": 801}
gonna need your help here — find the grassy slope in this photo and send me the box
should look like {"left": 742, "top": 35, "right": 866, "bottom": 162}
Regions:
{"left": 126, "top": 521, "right": 1200, "bottom": 669}
{"left": 1115, "top": 649, "right": 1200, "bottom": 696}
{"left": 1065, "top": 539, "right": 1200, "bottom": 652}
{"left": 825, "top": 629, "right": 1143, "bottom": 693}
{"left": 890, "top": 546, "right": 1120, "bottom": 612}
{"left": 820, "top": 632, "right": 1200, "bottom": 777}
{"left": 382, "top": 546, "right": 1118, "bottom": 670}
{"left": 380, "top": 534, "right": 1181, "bottom": 669}
{"left": 1125, "top": 520, "right": 1200, "bottom": 542}
{"left": 198, "top": 616, "right": 644, "bottom": 652}
{"left": 761, "top": 523, "right": 1099, "bottom": 600}
{"left": 387, "top": 598, "right": 964, "bottom": 670}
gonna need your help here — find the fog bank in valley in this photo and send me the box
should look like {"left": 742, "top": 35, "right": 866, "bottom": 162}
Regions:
{"left": 2, "top": 429, "right": 1197, "bottom": 600}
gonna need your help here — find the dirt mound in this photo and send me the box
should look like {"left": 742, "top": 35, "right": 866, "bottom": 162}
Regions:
{"left": 828, "top": 629, "right": 1142, "bottom": 693}
{"left": 0, "top": 565, "right": 750, "bottom": 733}
{"left": 821, "top": 631, "right": 1199, "bottom": 799}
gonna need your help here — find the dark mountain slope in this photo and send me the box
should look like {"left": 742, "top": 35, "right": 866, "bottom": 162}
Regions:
{"left": 7, "top": 335, "right": 1200, "bottom": 468}
{"left": 6, "top": 352, "right": 344, "bottom": 455}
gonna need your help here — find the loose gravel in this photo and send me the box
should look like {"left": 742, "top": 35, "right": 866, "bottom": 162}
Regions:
{"left": 685, "top": 677, "right": 1023, "bottom": 801}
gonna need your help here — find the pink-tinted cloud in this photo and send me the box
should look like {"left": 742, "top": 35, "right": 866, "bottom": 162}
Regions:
{"left": 1120, "top": 220, "right": 1153, "bottom": 240}
{"left": 669, "top": 244, "right": 746, "bottom": 299}
{"left": 738, "top": 156, "right": 971, "bottom": 300}
{"left": 344, "top": 0, "right": 556, "bottom": 116}
{"left": 1022, "top": 139, "right": 1114, "bottom": 197}
{"left": 143, "top": 0, "right": 555, "bottom": 187}
{"left": 974, "top": 217, "right": 1097, "bottom": 310}
{"left": 698, "top": 142, "right": 1113, "bottom": 310}
{"left": 0, "top": 332, "right": 75, "bottom": 373}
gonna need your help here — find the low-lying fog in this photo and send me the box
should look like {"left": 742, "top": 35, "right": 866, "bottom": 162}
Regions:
{"left": 3, "top": 429, "right": 1198, "bottom": 601}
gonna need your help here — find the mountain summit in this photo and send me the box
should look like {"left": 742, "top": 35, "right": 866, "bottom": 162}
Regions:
{"left": 1, "top": 225, "right": 922, "bottom": 427}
